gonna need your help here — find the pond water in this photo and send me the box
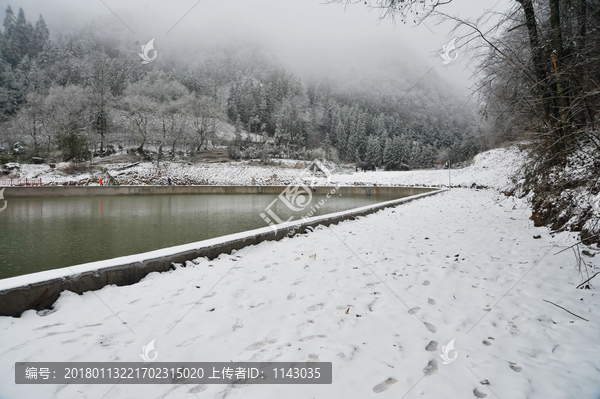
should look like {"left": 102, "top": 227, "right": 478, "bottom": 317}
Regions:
{"left": 0, "top": 192, "right": 398, "bottom": 279}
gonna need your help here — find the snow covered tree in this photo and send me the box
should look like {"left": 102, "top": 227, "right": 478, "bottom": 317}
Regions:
{"left": 365, "top": 136, "right": 382, "bottom": 169}
{"left": 86, "top": 52, "right": 112, "bottom": 152}
{"left": 190, "top": 95, "right": 221, "bottom": 151}
{"left": 31, "top": 14, "right": 49, "bottom": 58}
{"left": 121, "top": 79, "right": 159, "bottom": 154}
{"left": 43, "top": 85, "right": 90, "bottom": 161}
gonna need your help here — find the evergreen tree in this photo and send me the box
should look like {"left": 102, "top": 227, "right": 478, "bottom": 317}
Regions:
{"left": 374, "top": 113, "right": 388, "bottom": 140}
{"left": 0, "top": 61, "right": 25, "bottom": 121}
{"left": 324, "top": 131, "right": 332, "bottom": 160}
{"left": 365, "top": 136, "right": 381, "bottom": 169}
{"left": 382, "top": 138, "right": 395, "bottom": 170}
{"left": 32, "top": 15, "right": 49, "bottom": 57}
{"left": 1, "top": 6, "right": 16, "bottom": 66}
{"left": 333, "top": 114, "right": 346, "bottom": 159}
{"left": 9, "top": 8, "right": 34, "bottom": 68}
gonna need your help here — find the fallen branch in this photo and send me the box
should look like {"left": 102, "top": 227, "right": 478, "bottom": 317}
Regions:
{"left": 543, "top": 299, "right": 588, "bottom": 321}
{"left": 576, "top": 272, "right": 600, "bottom": 289}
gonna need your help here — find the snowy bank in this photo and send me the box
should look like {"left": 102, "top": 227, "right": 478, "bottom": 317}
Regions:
{"left": 12, "top": 146, "right": 527, "bottom": 191}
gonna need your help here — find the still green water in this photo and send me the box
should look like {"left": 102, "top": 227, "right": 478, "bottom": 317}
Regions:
{"left": 0, "top": 193, "right": 395, "bottom": 279}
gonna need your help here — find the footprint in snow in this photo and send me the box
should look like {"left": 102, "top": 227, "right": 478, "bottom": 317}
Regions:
{"left": 245, "top": 331, "right": 281, "bottom": 351}
{"left": 151, "top": 300, "right": 173, "bottom": 307}
{"left": 136, "top": 313, "right": 154, "bottom": 323}
{"left": 188, "top": 385, "right": 207, "bottom": 393}
{"left": 259, "top": 276, "right": 267, "bottom": 281}
{"left": 308, "top": 353, "right": 319, "bottom": 361}
{"left": 408, "top": 307, "right": 421, "bottom": 315}
{"left": 307, "top": 303, "right": 325, "bottom": 311}
{"left": 296, "top": 320, "right": 316, "bottom": 333}
{"left": 483, "top": 337, "right": 494, "bottom": 346}
{"left": 298, "top": 335, "right": 327, "bottom": 342}
{"left": 33, "top": 323, "right": 64, "bottom": 330}
{"left": 509, "top": 363, "right": 523, "bottom": 372}
{"left": 177, "top": 334, "right": 204, "bottom": 347}
{"left": 232, "top": 319, "right": 244, "bottom": 331}
{"left": 245, "top": 338, "right": 277, "bottom": 351}
{"left": 428, "top": 298, "right": 436, "bottom": 305}
{"left": 423, "top": 280, "right": 431, "bottom": 286}
{"left": 424, "top": 322, "right": 437, "bottom": 333}
{"left": 287, "top": 292, "right": 296, "bottom": 300}
{"left": 473, "top": 388, "right": 488, "bottom": 398}
{"left": 62, "top": 333, "right": 92, "bottom": 345}
{"left": 425, "top": 341, "right": 438, "bottom": 351}
{"left": 373, "top": 378, "right": 398, "bottom": 393}
{"left": 423, "top": 359, "right": 438, "bottom": 376}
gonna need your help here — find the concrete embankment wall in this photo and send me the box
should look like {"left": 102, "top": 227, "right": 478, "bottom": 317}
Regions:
{"left": 0, "top": 186, "right": 444, "bottom": 317}
{"left": 3, "top": 185, "right": 434, "bottom": 198}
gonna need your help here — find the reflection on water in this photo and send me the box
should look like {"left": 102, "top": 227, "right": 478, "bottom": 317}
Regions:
{"left": 0, "top": 193, "right": 394, "bottom": 279}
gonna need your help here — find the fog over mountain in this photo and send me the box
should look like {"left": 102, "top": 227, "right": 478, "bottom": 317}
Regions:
{"left": 0, "top": 0, "right": 512, "bottom": 92}
{"left": 0, "top": 0, "right": 517, "bottom": 170}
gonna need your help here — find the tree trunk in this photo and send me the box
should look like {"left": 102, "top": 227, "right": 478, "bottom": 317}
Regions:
{"left": 574, "top": 0, "right": 595, "bottom": 128}
{"left": 516, "top": 0, "right": 549, "bottom": 112}
{"left": 515, "top": 0, "right": 565, "bottom": 157}
{"left": 32, "top": 113, "right": 38, "bottom": 153}
{"left": 549, "top": 0, "right": 572, "bottom": 152}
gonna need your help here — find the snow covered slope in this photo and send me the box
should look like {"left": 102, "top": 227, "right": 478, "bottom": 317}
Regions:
{"left": 313, "top": 146, "right": 527, "bottom": 190}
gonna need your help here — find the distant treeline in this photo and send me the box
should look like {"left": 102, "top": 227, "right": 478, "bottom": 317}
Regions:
{"left": 0, "top": 5, "right": 482, "bottom": 169}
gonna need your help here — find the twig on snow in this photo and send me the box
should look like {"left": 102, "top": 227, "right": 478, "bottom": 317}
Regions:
{"left": 576, "top": 272, "right": 600, "bottom": 289}
{"left": 543, "top": 299, "right": 588, "bottom": 321}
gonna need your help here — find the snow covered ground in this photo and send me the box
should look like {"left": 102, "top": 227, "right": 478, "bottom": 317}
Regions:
{"left": 13, "top": 146, "right": 526, "bottom": 190}
{"left": 1, "top": 188, "right": 600, "bottom": 398}
{"left": 314, "top": 146, "right": 527, "bottom": 191}
{"left": 1, "top": 145, "right": 599, "bottom": 398}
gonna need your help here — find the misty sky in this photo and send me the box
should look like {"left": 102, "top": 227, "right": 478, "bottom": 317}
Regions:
{"left": 0, "top": 0, "right": 513, "bottom": 97}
